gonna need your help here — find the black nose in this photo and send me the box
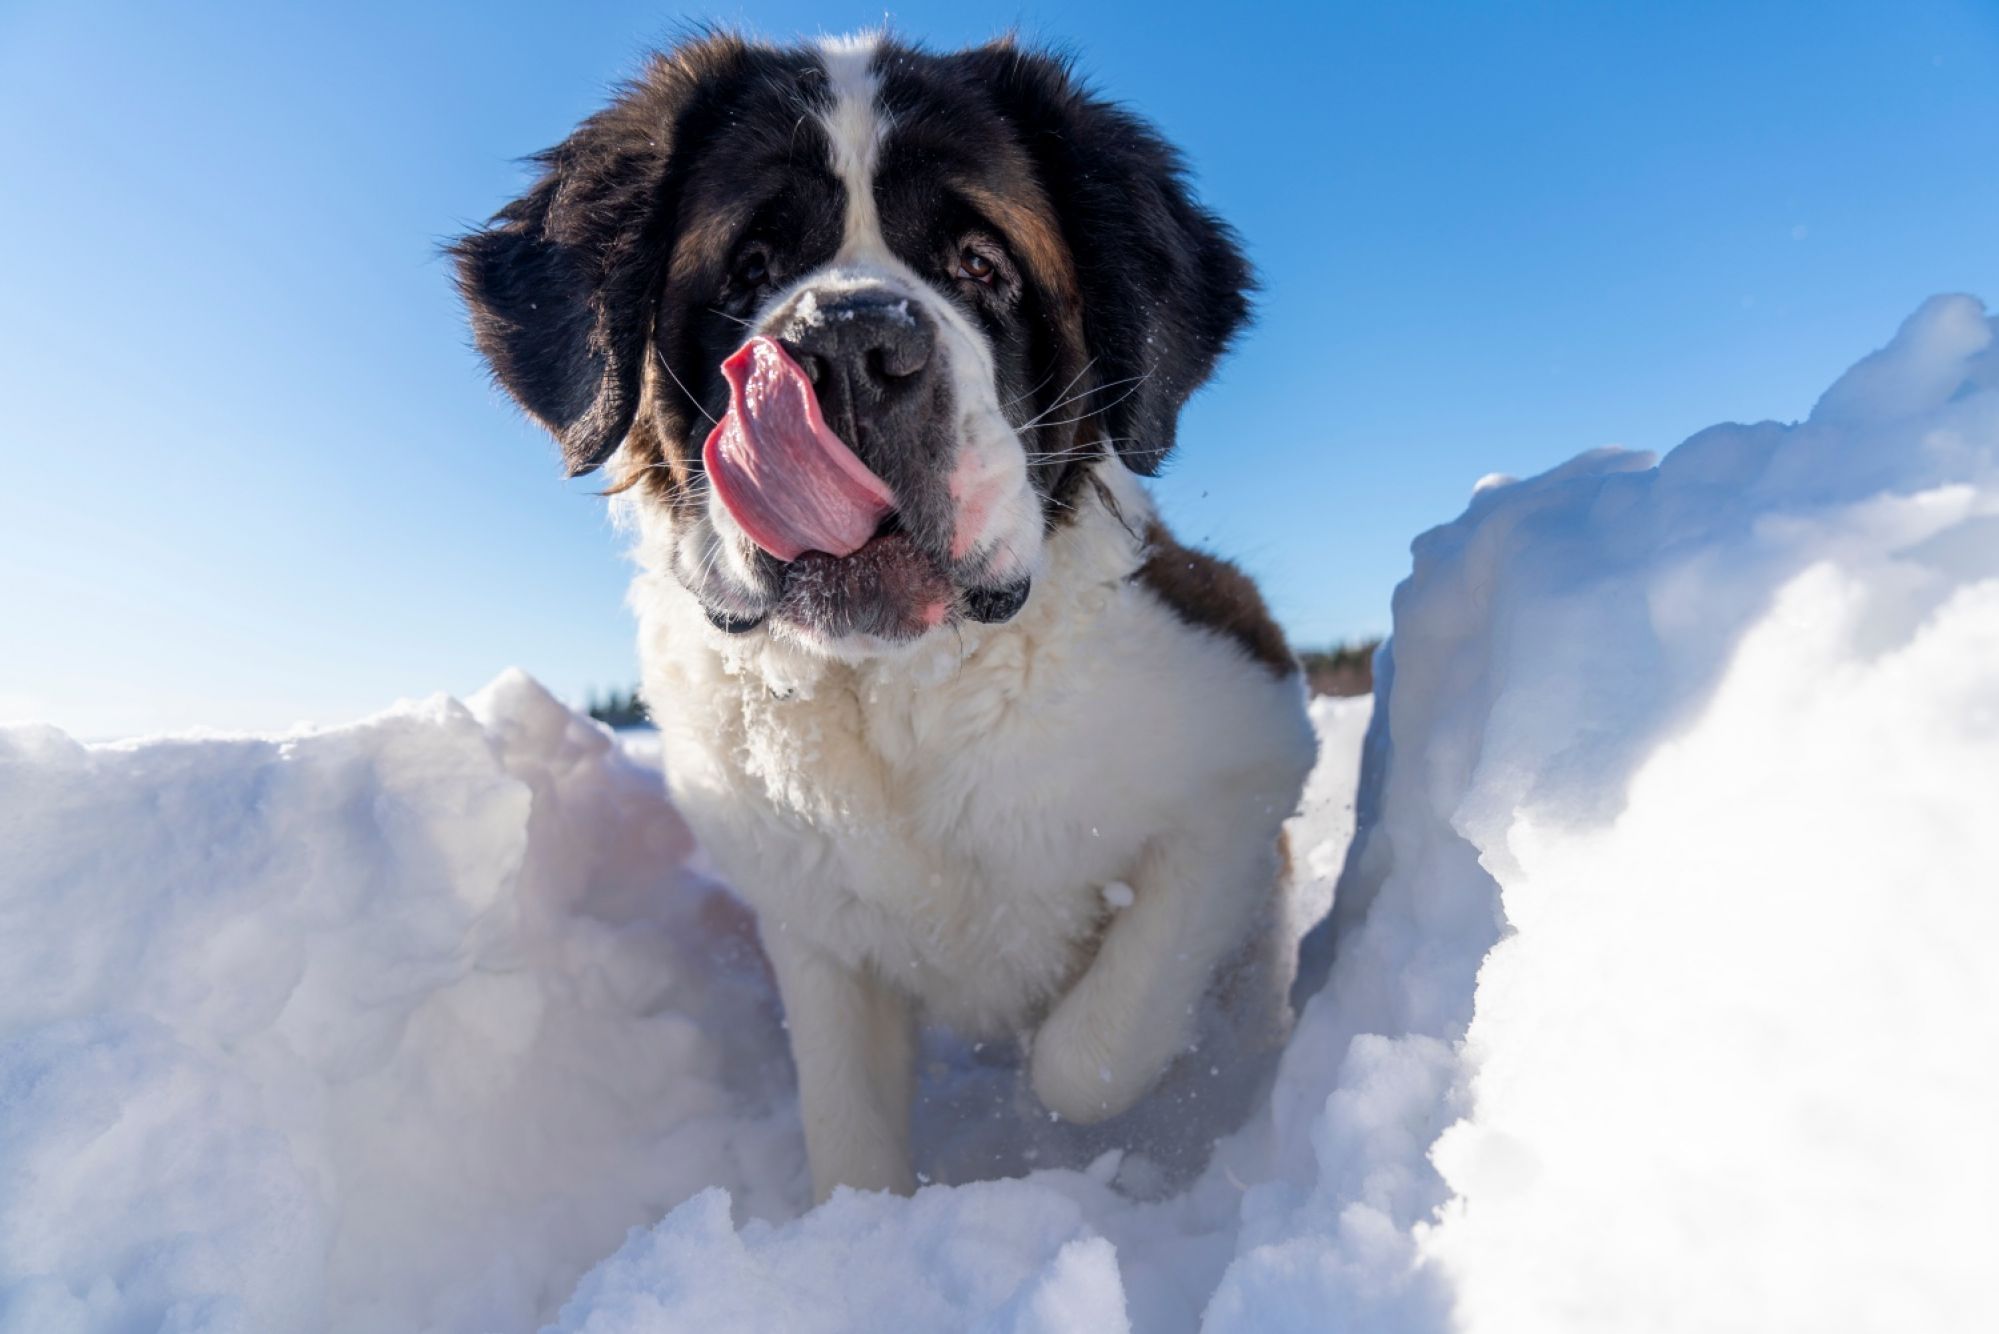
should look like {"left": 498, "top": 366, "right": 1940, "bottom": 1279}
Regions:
{"left": 777, "top": 289, "right": 936, "bottom": 448}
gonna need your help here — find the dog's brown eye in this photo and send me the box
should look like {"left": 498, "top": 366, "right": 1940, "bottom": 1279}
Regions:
{"left": 736, "top": 248, "right": 771, "bottom": 287}
{"left": 955, "top": 249, "right": 996, "bottom": 285}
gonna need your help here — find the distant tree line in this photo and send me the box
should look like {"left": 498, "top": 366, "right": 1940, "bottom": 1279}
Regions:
{"left": 588, "top": 638, "right": 1377, "bottom": 727}
{"left": 1297, "top": 639, "right": 1380, "bottom": 698}
{"left": 587, "top": 687, "right": 649, "bottom": 729}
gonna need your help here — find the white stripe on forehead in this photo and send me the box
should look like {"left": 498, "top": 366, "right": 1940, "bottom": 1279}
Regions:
{"left": 816, "top": 33, "right": 889, "bottom": 259}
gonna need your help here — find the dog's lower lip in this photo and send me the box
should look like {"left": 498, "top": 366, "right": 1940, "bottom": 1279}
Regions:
{"left": 705, "top": 606, "right": 766, "bottom": 634}
{"left": 963, "top": 577, "right": 1031, "bottom": 624}
{"left": 791, "top": 524, "right": 909, "bottom": 565}
{"left": 773, "top": 530, "right": 956, "bottom": 640}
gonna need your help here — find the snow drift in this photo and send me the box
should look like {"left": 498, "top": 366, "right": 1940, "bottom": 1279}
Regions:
{"left": 1254, "top": 296, "right": 1999, "bottom": 1333}
{"left": 3, "top": 295, "right": 1995, "bottom": 1332}
{"left": 0, "top": 674, "right": 802, "bottom": 1332}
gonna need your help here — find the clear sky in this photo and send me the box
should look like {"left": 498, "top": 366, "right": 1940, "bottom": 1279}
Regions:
{"left": 3, "top": 0, "right": 1996, "bottom": 737}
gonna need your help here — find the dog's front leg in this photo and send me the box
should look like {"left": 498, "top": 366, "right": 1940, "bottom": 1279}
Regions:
{"left": 1030, "top": 812, "right": 1282, "bottom": 1124}
{"left": 764, "top": 934, "right": 917, "bottom": 1202}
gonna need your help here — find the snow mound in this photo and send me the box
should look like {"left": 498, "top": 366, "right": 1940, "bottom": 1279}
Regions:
{"left": 0, "top": 672, "right": 799, "bottom": 1333}
{"left": 4, "top": 295, "right": 1994, "bottom": 1332}
{"left": 0, "top": 668, "right": 1373, "bottom": 1334}
{"left": 1259, "top": 292, "right": 1999, "bottom": 1331}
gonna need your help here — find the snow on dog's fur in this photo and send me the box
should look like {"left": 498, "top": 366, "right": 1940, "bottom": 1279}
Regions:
{"left": 453, "top": 30, "right": 1314, "bottom": 1200}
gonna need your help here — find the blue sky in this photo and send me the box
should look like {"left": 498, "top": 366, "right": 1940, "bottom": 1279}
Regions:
{"left": 2, "top": 0, "right": 1996, "bottom": 736}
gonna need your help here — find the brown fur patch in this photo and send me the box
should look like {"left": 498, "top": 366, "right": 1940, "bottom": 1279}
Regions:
{"left": 1134, "top": 522, "right": 1295, "bottom": 677}
{"left": 604, "top": 391, "right": 690, "bottom": 504}
{"left": 599, "top": 357, "right": 699, "bottom": 505}
{"left": 957, "top": 179, "right": 1085, "bottom": 352}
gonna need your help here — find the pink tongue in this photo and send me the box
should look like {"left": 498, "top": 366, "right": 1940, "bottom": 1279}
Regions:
{"left": 702, "top": 336, "right": 895, "bottom": 561}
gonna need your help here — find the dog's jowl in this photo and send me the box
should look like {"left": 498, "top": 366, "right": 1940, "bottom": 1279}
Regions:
{"left": 454, "top": 31, "right": 1316, "bottom": 1202}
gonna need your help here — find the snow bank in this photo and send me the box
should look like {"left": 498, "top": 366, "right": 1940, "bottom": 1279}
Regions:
{"left": 4, "top": 295, "right": 1993, "bottom": 1332}
{"left": 0, "top": 673, "right": 800, "bottom": 1333}
{"left": 1228, "top": 292, "right": 1999, "bottom": 1331}
{"left": 0, "top": 669, "right": 1372, "bottom": 1334}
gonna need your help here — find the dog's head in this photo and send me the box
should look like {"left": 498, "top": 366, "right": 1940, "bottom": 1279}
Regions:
{"left": 453, "top": 32, "right": 1250, "bottom": 654}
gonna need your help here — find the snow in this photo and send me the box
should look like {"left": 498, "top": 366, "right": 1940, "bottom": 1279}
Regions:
{"left": 0, "top": 674, "right": 801, "bottom": 1333}
{"left": 545, "top": 1186, "right": 1131, "bottom": 1334}
{"left": 1239, "top": 293, "right": 1999, "bottom": 1331}
{"left": 3, "top": 295, "right": 1994, "bottom": 1331}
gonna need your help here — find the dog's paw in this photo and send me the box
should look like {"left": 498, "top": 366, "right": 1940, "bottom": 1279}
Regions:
{"left": 1029, "top": 990, "right": 1173, "bottom": 1124}
{"left": 805, "top": 1116, "right": 918, "bottom": 1203}
{"left": 813, "top": 1152, "right": 916, "bottom": 1204}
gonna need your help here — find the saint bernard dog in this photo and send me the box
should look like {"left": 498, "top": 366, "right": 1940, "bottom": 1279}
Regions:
{"left": 453, "top": 31, "right": 1317, "bottom": 1202}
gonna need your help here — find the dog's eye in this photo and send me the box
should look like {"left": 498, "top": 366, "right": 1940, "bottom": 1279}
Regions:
{"left": 735, "top": 247, "right": 771, "bottom": 288}
{"left": 954, "top": 249, "right": 996, "bottom": 285}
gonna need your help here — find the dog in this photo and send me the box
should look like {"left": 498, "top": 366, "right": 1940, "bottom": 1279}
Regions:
{"left": 453, "top": 31, "right": 1316, "bottom": 1202}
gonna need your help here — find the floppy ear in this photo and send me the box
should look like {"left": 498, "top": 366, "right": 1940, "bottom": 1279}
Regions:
{"left": 966, "top": 43, "right": 1255, "bottom": 476}
{"left": 450, "top": 36, "right": 745, "bottom": 476}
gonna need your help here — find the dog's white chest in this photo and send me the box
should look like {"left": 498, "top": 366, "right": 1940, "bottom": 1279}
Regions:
{"left": 714, "top": 623, "right": 1149, "bottom": 1031}
{"left": 638, "top": 475, "right": 1315, "bottom": 1040}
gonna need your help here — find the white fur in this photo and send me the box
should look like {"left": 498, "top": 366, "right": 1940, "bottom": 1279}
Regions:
{"left": 628, "top": 462, "right": 1315, "bottom": 1199}
{"left": 818, "top": 35, "right": 889, "bottom": 256}
{"left": 614, "top": 36, "right": 1317, "bottom": 1201}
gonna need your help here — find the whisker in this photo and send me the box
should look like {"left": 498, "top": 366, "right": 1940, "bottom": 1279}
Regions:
{"left": 1000, "top": 364, "right": 1061, "bottom": 411}
{"left": 1015, "top": 370, "right": 1152, "bottom": 431}
{"left": 1014, "top": 376, "right": 1102, "bottom": 429}
{"left": 1044, "top": 356, "right": 1097, "bottom": 410}
{"left": 1023, "top": 377, "right": 1152, "bottom": 434}
{"left": 658, "top": 358, "right": 721, "bottom": 427}
{"left": 685, "top": 516, "right": 737, "bottom": 591}
{"left": 1008, "top": 356, "right": 1097, "bottom": 428}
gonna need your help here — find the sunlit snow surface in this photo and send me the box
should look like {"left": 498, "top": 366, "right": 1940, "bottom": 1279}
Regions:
{"left": 4, "top": 296, "right": 1995, "bottom": 1332}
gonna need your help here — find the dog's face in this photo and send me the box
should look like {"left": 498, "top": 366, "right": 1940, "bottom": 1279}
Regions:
{"left": 454, "top": 33, "right": 1250, "bottom": 655}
